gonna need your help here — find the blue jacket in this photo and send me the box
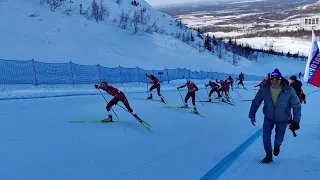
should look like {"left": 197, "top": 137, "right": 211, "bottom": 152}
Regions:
{"left": 249, "top": 80, "right": 301, "bottom": 123}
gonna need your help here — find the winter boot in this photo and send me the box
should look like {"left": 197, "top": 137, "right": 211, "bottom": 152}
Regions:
{"left": 147, "top": 94, "right": 152, "bottom": 99}
{"left": 261, "top": 155, "right": 273, "bottom": 163}
{"left": 102, "top": 115, "right": 113, "bottom": 122}
{"left": 133, "top": 113, "right": 142, "bottom": 122}
{"left": 273, "top": 146, "right": 280, "bottom": 156}
{"left": 180, "top": 104, "right": 188, "bottom": 108}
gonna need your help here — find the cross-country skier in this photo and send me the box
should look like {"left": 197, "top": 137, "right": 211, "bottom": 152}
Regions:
{"left": 205, "top": 80, "right": 221, "bottom": 102}
{"left": 146, "top": 73, "right": 165, "bottom": 103}
{"left": 226, "top": 76, "right": 234, "bottom": 90}
{"left": 95, "top": 81, "right": 139, "bottom": 122}
{"left": 177, "top": 79, "right": 199, "bottom": 112}
{"left": 236, "top": 72, "right": 246, "bottom": 89}
{"left": 254, "top": 79, "right": 267, "bottom": 89}
{"left": 216, "top": 79, "right": 231, "bottom": 102}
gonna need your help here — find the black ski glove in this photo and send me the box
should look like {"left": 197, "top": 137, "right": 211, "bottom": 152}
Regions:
{"left": 289, "top": 121, "right": 300, "bottom": 131}
{"left": 95, "top": 84, "right": 99, "bottom": 89}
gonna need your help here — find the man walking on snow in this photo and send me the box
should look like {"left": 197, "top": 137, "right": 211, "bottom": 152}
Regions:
{"left": 249, "top": 69, "right": 301, "bottom": 163}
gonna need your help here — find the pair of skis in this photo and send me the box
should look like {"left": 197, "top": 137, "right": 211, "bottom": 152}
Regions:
{"left": 198, "top": 98, "right": 236, "bottom": 106}
{"left": 134, "top": 97, "right": 168, "bottom": 104}
{"left": 163, "top": 105, "right": 205, "bottom": 118}
{"left": 70, "top": 115, "right": 152, "bottom": 132}
{"left": 83, "top": 89, "right": 152, "bottom": 132}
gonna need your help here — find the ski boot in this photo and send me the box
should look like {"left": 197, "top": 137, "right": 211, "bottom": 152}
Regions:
{"left": 208, "top": 98, "right": 212, "bottom": 102}
{"left": 194, "top": 108, "right": 198, "bottom": 114}
{"left": 133, "top": 113, "right": 142, "bottom": 123}
{"left": 147, "top": 94, "right": 152, "bottom": 99}
{"left": 180, "top": 104, "right": 188, "bottom": 108}
{"left": 102, "top": 115, "right": 113, "bottom": 122}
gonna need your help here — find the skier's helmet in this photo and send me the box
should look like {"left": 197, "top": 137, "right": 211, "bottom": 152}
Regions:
{"left": 101, "top": 81, "right": 108, "bottom": 88}
{"left": 186, "top": 79, "right": 191, "bottom": 84}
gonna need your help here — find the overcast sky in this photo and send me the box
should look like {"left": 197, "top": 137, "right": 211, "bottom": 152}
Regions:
{"left": 145, "top": 0, "right": 244, "bottom": 6}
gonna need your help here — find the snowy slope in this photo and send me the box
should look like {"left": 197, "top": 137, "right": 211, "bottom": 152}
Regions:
{"left": 0, "top": 0, "right": 307, "bottom": 76}
{"left": 0, "top": 0, "right": 226, "bottom": 71}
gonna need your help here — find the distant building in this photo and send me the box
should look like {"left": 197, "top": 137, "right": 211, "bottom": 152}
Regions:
{"left": 300, "top": 15, "right": 320, "bottom": 29}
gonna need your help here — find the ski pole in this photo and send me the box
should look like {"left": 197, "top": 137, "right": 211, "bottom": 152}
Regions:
{"left": 146, "top": 74, "right": 149, "bottom": 97}
{"left": 160, "top": 95, "right": 168, "bottom": 104}
{"left": 112, "top": 100, "right": 152, "bottom": 127}
{"left": 196, "top": 93, "right": 204, "bottom": 106}
{"left": 228, "top": 92, "right": 235, "bottom": 104}
{"left": 234, "top": 89, "right": 242, "bottom": 98}
{"left": 177, "top": 88, "right": 184, "bottom": 104}
{"left": 97, "top": 89, "right": 120, "bottom": 120}
{"left": 205, "top": 86, "right": 209, "bottom": 98}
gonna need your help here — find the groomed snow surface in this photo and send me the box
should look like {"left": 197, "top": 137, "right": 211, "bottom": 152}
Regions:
{"left": 0, "top": 79, "right": 319, "bottom": 180}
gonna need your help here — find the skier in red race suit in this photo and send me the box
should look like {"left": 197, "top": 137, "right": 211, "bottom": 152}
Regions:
{"left": 226, "top": 76, "right": 234, "bottom": 90}
{"left": 95, "top": 81, "right": 139, "bottom": 122}
{"left": 146, "top": 73, "right": 165, "bottom": 102}
{"left": 224, "top": 80, "right": 232, "bottom": 96}
{"left": 205, "top": 80, "right": 221, "bottom": 102}
{"left": 216, "top": 79, "right": 228, "bottom": 96}
{"left": 215, "top": 79, "right": 232, "bottom": 102}
{"left": 255, "top": 79, "right": 268, "bottom": 89}
{"left": 177, "top": 79, "right": 199, "bottom": 112}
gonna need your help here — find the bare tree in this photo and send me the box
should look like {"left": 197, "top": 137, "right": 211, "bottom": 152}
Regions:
{"left": 119, "top": 10, "right": 130, "bottom": 29}
{"left": 130, "top": 9, "right": 151, "bottom": 34}
{"left": 40, "top": 0, "right": 66, "bottom": 11}
{"left": 145, "top": 22, "right": 158, "bottom": 34}
{"left": 91, "top": 0, "right": 99, "bottom": 22}
{"left": 183, "top": 32, "right": 191, "bottom": 43}
{"left": 139, "top": 9, "right": 150, "bottom": 25}
{"left": 158, "top": 26, "right": 166, "bottom": 34}
{"left": 131, "top": 11, "right": 140, "bottom": 34}
{"left": 82, "top": 6, "right": 90, "bottom": 19}
{"left": 215, "top": 43, "right": 223, "bottom": 59}
{"left": 90, "top": 0, "right": 109, "bottom": 22}
{"left": 99, "top": 0, "right": 109, "bottom": 21}
{"left": 232, "top": 53, "right": 239, "bottom": 66}
{"left": 175, "top": 32, "right": 181, "bottom": 39}
{"left": 150, "top": 22, "right": 159, "bottom": 33}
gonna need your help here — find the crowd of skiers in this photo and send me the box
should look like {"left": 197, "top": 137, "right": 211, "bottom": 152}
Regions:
{"left": 94, "top": 72, "right": 247, "bottom": 121}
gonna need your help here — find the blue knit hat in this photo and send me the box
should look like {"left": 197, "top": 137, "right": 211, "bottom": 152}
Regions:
{"left": 271, "top": 69, "right": 282, "bottom": 78}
